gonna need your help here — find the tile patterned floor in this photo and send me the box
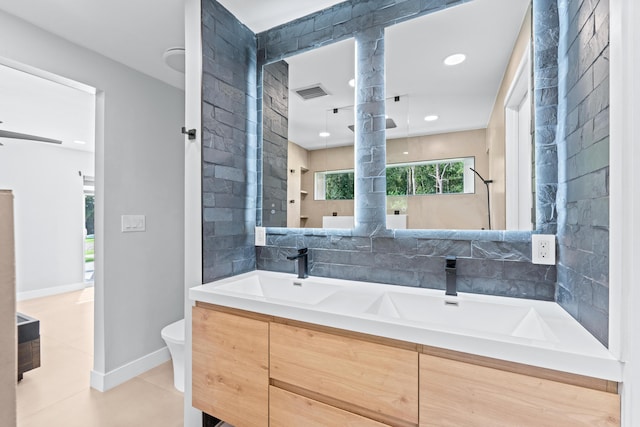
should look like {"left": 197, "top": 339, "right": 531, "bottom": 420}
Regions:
{"left": 16, "top": 288, "right": 184, "bottom": 427}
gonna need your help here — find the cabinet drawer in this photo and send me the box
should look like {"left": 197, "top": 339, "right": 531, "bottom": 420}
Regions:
{"left": 270, "top": 322, "right": 418, "bottom": 425}
{"left": 192, "top": 307, "right": 269, "bottom": 427}
{"left": 270, "top": 386, "right": 389, "bottom": 427}
{"left": 419, "top": 354, "right": 620, "bottom": 427}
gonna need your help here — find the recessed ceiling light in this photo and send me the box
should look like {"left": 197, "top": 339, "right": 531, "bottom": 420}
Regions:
{"left": 73, "top": 140, "right": 87, "bottom": 145}
{"left": 319, "top": 131, "right": 330, "bottom": 138}
{"left": 444, "top": 53, "right": 466, "bottom": 66}
{"left": 348, "top": 78, "right": 355, "bottom": 88}
{"left": 403, "top": 151, "right": 409, "bottom": 155}
{"left": 424, "top": 115, "right": 439, "bottom": 122}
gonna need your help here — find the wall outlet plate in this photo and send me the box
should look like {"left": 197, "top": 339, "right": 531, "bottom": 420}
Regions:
{"left": 255, "top": 226, "right": 266, "bottom": 246}
{"left": 532, "top": 234, "right": 556, "bottom": 265}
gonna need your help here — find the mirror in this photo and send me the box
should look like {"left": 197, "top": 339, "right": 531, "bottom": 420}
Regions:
{"left": 260, "top": 0, "right": 532, "bottom": 231}
{"left": 385, "top": 0, "right": 532, "bottom": 230}
{"left": 261, "top": 39, "right": 355, "bottom": 228}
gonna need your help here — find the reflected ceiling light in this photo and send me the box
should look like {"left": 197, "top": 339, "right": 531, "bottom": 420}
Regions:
{"left": 424, "top": 115, "right": 439, "bottom": 122}
{"left": 403, "top": 151, "right": 409, "bottom": 155}
{"left": 443, "top": 53, "right": 466, "bottom": 66}
{"left": 73, "top": 140, "right": 86, "bottom": 145}
{"left": 319, "top": 131, "right": 330, "bottom": 138}
{"left": 348, "top": 78, "right": 355, "bottom": 88}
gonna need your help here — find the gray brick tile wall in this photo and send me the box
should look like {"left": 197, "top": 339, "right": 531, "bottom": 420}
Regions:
{"left": 202, "top": 0, "right": 257, "bottom": 282}
{"left": 261, "top": 61, "right": 289, "bottom": 227}
{"left": 556, "top": 0, "right": 610, "bottom": 345}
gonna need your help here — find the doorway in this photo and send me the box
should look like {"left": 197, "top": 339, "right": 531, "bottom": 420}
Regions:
{"left": 0, "top": 60, "right": 98, "bottom": 423}
{"left": 505, "top": 46, "right": 533, "bottom": 231}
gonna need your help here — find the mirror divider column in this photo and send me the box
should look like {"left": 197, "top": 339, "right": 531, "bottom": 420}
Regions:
{"left": 354, "top": 27, "right": 388, "bottom": 236}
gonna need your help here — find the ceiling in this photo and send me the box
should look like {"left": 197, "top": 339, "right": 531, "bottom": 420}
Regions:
{"left": 0, "top": 0, "right": 345, "bottom": 91}
{"left": 217, "top": 0, "right": 345, "bottom": 33}
{"left": 0, "top": 0, "right": 529, "bottom": 152}
{"left": 0, "top": 0, "right": 344, "bottom": 152}
{"left": 0, "top": 0, "right": 186, "bottom": 90}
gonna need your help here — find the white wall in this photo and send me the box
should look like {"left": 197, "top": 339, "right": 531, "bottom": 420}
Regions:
{"left": 184, "top": 0, "right": 202, "bottom": 425}
{"left": 0, "top": 142, "right": 93, "bottom": 297}
{"left": 0, "top": 9, "right": 185, "bottom": 386}
{"left": 610, "top": 0, "right": 640, "bottom": 425}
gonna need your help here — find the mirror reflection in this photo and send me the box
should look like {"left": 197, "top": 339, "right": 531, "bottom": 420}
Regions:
{"left": 385, "top": 0, "right": 531, "bottom": 230}
{"left": 261, "top": 0, "right": 532, "bottom": 231}
{"left": 262, "top": 38, "right": 356, "bottom": 228}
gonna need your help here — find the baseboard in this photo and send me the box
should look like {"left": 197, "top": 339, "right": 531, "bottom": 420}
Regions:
{"left": 90, "top": 346, "right": 170, "bottom": 392}
{"left": 17, "top": 282, "right": 91, "bottom": 301}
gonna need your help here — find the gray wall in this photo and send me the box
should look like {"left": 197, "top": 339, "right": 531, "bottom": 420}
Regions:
{"left": 261, "top": 61, "right": 289, "bottom": 228}
{"left": 258, "top": 229, "right": 556, "bottom": 299}
{"left": 0, "top": 9, "right": 185, "bottom": 375}
{"left": 556, "top": 0, "right": 610, "bottom": 345}
{"left": 201, "top": 0, "right": 257, "bottom": 282}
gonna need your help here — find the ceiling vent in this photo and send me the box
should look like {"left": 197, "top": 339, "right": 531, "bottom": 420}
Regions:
{"left": 294, "top": 84, "right": 330, "bottom": 100}
{"left": 348, "top": 118, "right": 397, "bottom": 132}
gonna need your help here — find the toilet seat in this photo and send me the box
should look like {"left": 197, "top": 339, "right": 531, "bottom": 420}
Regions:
{"left": 161, "top": 319, "right": 184, "bottom": 344}
{"left": 161, "top": 318, "right": 185, "bottom": 392}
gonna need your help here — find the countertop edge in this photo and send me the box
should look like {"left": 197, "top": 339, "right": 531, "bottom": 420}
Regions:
{"left": 189, "top": 286, "right": 623, "bottom": 383}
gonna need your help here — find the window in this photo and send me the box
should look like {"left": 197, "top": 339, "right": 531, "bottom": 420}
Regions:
{"left": 386, "top": 157, "right": 475, "bottom": 195}
{"left": 315, "top": 170, "right": 355, "bottom": 200}
{"left": 314, "top": 157, "right": 474, "bottom": 200}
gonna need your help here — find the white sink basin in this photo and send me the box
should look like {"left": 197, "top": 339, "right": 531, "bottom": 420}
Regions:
{"left": 365, "top": 291, "right": 558, "bottom": 341}
{"left": 213, "top": 274, "right": 343, "bottom": 305}
{"left": 189, "top": 270, "right": 620, "bottom": 381}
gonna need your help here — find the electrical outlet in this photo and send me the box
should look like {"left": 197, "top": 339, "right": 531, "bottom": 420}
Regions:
{"left": 532, "top": 234, "right": 556, "bottom": 265}
{"left": 255, "top": 226, "right": 266, "bottom": 246}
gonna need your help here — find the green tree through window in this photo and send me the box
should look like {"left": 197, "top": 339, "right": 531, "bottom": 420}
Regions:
{"left": 315, "top": 157, "right": 473, "bottom": 200}
{"left": 387, "top": 160, "right": 468, "bottom": 195}
{"left": 325, "top": 172, "right": 355, "bottom": 200}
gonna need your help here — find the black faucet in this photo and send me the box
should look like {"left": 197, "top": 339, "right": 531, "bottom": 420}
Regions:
{"left": 287, "top": 248, "right": 309, "bottom": 279}
{"left": 445, "top": 256, "right": 457, "bottom": 296}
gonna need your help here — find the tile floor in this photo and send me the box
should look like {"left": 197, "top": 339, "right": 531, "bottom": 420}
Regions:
{"left": 16, "top": 287, "right": 184, "bottom": 427}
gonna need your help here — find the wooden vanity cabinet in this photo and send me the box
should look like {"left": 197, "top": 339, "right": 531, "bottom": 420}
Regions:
{"left": 192, "top": 304, "right": 619, "bottom": 427}
{"left": 419, "top": 353, "right": 620, "bottom": 427}
{"left": 270, "top": 386, "right": 388, "bottom": 427}
{"left": 270, "top": 322, "right": 419, "bottom": 426}
{"left": 192, "top": 306, "right": 269, "bottom": 427}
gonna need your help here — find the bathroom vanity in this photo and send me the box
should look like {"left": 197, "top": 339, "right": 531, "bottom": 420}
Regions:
{"left": 190, "top": 271, "right": 621, "bottom": 426}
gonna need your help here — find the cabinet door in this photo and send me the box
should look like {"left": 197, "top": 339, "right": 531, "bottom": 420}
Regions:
{"left": 270, "top": 322, "right": 418, "bottom": 425}
{"left": 420, "top": 354, "right": 620, "bottom": 427}
{"left": 270, "top": 386, "right": 389, "bottom": 427}
{"left": 192, "top": 307, "right": 269, "bottom": 427}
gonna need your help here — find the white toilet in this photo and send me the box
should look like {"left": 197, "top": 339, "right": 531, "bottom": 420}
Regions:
{"left": 161, "top": 318, "right": 185, "bottom": 392}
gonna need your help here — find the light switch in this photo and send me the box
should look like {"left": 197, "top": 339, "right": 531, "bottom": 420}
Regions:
{"left": 121, "top": 214, "right": 146, "bottom": 232}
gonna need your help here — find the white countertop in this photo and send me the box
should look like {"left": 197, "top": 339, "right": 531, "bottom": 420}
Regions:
{"left": 189, "top": 270, "right": 622, "bottom": 382}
